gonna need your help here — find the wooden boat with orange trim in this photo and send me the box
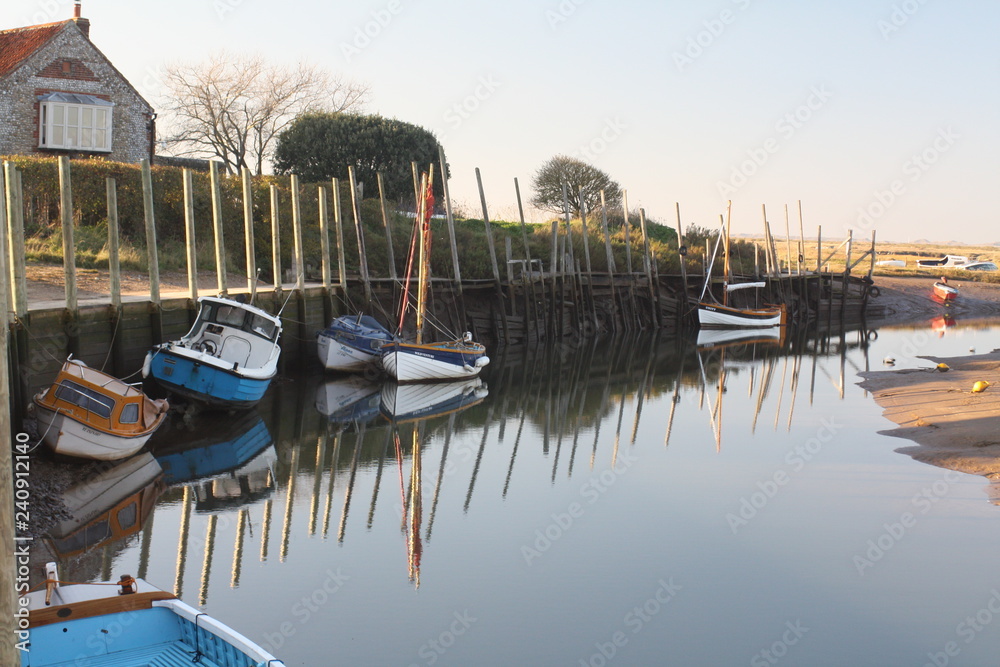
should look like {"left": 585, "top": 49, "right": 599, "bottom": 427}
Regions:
{"left": 32, "top": 358, "right": 169, "bottom": 461}
{"left": 20, "top": 562, "right": 284, "bottom": 666}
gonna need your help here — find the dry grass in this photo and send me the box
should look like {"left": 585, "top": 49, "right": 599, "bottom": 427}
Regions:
{"left": 740, "top": 236, "right": 1000, "bottom": 283}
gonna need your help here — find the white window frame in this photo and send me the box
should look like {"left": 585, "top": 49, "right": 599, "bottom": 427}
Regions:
{"left": 38, "top": 93, "right": 114, "bottom": 152}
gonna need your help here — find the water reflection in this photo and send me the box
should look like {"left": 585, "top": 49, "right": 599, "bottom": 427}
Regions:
{"left": 36, "top": 320, "right": 1000, "bottom": 665}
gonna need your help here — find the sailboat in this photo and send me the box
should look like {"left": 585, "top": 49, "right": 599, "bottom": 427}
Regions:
{"left": 380, "top": 166, "right": 490, "bottom": 382}
{"left": 697, "top": 202, "right": 786, "bottom": 329}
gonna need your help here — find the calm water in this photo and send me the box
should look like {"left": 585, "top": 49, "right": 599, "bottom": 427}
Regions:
{"left": 41, "top": 318, "right": 1000, "bottom": 666}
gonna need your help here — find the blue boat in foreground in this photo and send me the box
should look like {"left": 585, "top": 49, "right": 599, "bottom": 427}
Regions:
{"left": 143, "top": 296, "right": 282, "bottom": 409}
{"left": 22, "top": 562, "right": 284, "bottom": 666}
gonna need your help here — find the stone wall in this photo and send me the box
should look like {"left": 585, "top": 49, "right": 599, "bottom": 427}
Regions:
{"left": 0, "top": 21, "right": 153, "bottom": 163}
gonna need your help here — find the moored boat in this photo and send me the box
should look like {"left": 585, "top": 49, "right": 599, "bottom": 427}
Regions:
{"left": 933, "top": 278, "right": 958, "bottom": 302}
{"left": 916, "top": 254, "right": 969, "bottom": 268}
{"left": 316, "top": 314, "right": 393, "bottom": 372}
{"left": 20, "top": 562, "right": 284, "bottom": 666}
{"left": 32, "top": 358, "right": 169, "bottom": 461}
{"left": 143, "top": 295, "right": 282, "bottom": 408}
{"left": 696, "top": 203, "right": 787, "bottom": 330}
{"left": 380, "top": 166, "right": 489, "bottom": 382}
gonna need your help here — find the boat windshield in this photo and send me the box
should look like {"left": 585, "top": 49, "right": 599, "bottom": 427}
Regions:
{"left": 55, "top": 380, "right": 114, "bottom": 419}
{"left": 193, "top": 302, "right": 279, "bottom": 342}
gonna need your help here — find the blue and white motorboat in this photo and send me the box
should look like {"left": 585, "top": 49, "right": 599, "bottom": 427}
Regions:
{"left": 316, "top": 314, "right": 393, "bottom": 372}
{"left": 143, "top": 295, "right": 282, "bottom": 409}
{"left": 21, "top": 562, "right": 284, "bottom": 666}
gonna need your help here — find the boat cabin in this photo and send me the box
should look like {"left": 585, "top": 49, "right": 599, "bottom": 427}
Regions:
{"left": 184, "top": 297, "right": 281, "bottom": 370}
{"left": 36, "top": 360, "right": 162, "bottom": 435}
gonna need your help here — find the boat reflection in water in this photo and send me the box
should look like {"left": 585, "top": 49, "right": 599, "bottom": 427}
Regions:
{"left": 152, "top": 410, "right": 277, "bottom": 512}
{"left": 43, "top": 452, "right": 165, "bottom": 561}
{"left": 380, "top": 378, "right": 488, "bottom": 588}
{"left": 314, "top": 376, "right": 382, "bottom": 425}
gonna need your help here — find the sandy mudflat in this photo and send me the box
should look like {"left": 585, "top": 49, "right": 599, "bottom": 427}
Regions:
{"left": 858, "top": 352, "right": 1000, "bottom": 500}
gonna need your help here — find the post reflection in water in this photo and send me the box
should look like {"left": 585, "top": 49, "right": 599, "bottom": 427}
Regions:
{"left": 37, "top": 320, "right": 1000, "bottom": 665}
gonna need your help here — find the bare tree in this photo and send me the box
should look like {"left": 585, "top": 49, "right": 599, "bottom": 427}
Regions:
{"left": 531, "top": 155, "right": 622, "bottom": 218}
{"left": 159, "top": 52, "right": 369, "bottom": 174}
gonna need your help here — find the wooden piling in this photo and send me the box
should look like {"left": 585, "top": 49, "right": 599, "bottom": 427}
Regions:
{"left": 106, "top": 177, "right": 125, "bottom": 373}
{"left": 0, "top": 168, "right": 16, "bottom": 665}
{"left": 622, "top": 189, "right": 633, "bottom": 275}
{"left": 140, "top": 159, "right": 161, "bottom": 315}
{"left": 439, "top": 146, "right": 464, "bottom": 294}
{"left": 290, "top": 174, "right": 306, "bottom": 293}
{"left": 513, "top": 177, "right": 543, "bottom": 335}
{"left": 318, "top": 185, "right": 333, "bottom": 321}
{"left": 4, "top": 163, "right": 26, "bottom": 320}
{"left": 269, "top": 184, "right": 282, "bottom": 295}
{"left": 347, "top": 166, "right": 372, "bottom": 306}
{"left": 182, "top": 169, "right": 198, "bottom": 303}
{"left": 331, "top": 178, "right": 347, "bottom": 292}
{"left": 376, "top": 172, "right": 397, "bottom": 282}
{"left": 639, "top": 208, "right": 660, "bottom": 326}
{"left": 241, "top": 168, "right": 257, "bottom": 299}
{"left": 209, "top": 161, "right": 228, "bottom": 296}
{"left": 58, "top": 156, "right": 79, "bottom": 354}
{"left": 674, "top": 203, "right": 687, "bottom": 309}
{"left": 474, "top": 168, "right": 509, "bottom": 342}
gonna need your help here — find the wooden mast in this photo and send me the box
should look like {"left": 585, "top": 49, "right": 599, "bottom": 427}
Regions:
{"left": 722, "top": 201, "right": 732, "bottom": 306}
{"left": 415, "top": 166, "right": 435, "bottom": 345}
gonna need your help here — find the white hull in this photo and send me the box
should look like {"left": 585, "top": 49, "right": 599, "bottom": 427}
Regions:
{"left": 315, "top": 377, "right": 381, "bottom": 416}
{"left": 35, "top": 405, "right": 154, "bottom": 460}
{"left": 380, "top": 378, "right": 487, "bottom": 420}
{"left": 317, "top": 334, "right": 379, "bottom": 372}
{"left": 698, "top": 303, "right": 784, "bottom": 329}
{"left": 697, "top": 326, "right": 782, "bottom": 347}
{"left": 381, "top": 347, "right": 488, "bottom": 383}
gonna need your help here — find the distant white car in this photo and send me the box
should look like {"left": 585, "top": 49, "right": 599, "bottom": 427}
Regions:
{"left": 958, "top": 260, "right": 998, "bottom": 272}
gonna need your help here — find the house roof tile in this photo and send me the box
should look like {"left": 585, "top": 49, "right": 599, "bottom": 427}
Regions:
{"left": 0, "top": 21, "right": 70, "bottom": 80}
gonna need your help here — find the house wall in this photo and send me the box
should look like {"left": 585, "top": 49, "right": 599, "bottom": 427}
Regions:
{"left": 0, "top": 22, "right": 153, "bottom": 163}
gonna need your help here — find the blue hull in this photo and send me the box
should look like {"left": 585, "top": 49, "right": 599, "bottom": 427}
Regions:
{"left": 148, "top": 350, "right": 272, "bottom": 408}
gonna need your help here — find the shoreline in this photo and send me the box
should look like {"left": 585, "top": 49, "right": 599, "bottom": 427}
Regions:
{"left": 858, "top": 351, "right": 1000, "bottom": 502}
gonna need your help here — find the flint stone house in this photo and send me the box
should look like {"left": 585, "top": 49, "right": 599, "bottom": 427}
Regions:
{"left": 0, "top": 3, "right": 155, "bottom": 163}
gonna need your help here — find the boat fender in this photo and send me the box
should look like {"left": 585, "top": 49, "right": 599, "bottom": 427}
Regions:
{"left": 142, "top": 352, "right": 152, "bottom": 378}
{"left": 475, "top": 356, "right": 490, "bottom": 368}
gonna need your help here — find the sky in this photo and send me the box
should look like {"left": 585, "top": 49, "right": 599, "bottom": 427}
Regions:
{"left": 5, "top": 0, "right": 999, "bottom": 244}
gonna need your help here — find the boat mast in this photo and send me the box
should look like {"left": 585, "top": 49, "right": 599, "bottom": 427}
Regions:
{"left": 722, "top": 200, "right": 732, "bottom": 307}
{"left": 415, "top": 166, "right": 435, "bottom": 345}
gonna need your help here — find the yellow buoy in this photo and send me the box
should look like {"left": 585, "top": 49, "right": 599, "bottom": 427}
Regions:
{"left": 972, "top": 381, "right": 991, "bottom": 393}
{"left": 936, "top": 363, "right": 950, "bottom": 372}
